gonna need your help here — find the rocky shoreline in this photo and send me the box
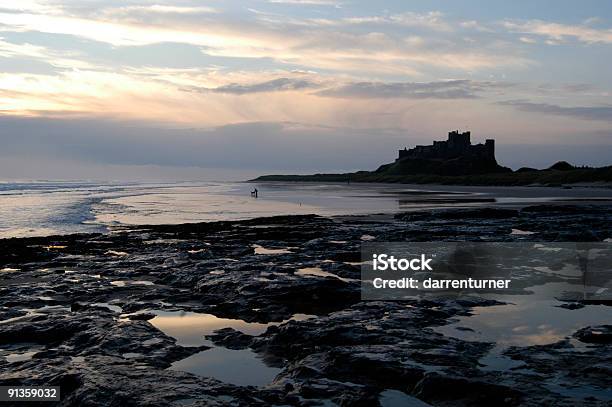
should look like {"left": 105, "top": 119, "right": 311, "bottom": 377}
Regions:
{"left": 0, "top": 205, "right": 611, "bottom": 406}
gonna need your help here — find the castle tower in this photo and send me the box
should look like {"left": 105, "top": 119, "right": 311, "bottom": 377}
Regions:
{"left": 485, "top": 139, "right": 495, "bottom": 159}
{"left": 448, "top": 130, "right": 470, "bottom": 151}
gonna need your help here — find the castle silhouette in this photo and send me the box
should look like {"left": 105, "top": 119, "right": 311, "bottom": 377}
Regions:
{"left": 374, "top": 130, "right": 509, "bottom": 176}
{"left": 398, "top": 130, "right": 495, "bottom": 161}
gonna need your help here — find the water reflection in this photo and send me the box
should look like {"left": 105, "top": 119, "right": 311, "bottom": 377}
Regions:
{"left": 149, "top": 311, "right": 272, "bottom": 347}
{"left": 252, "top": 244, "right": 292, "bottom": 255}
{"left": 296, "top": 267, "right": 356, "bottom": 283}
{"left": 170, "top": 347, "right": 281, "bottom": 387}
{"left": 148, "top": 310, "right": 311, "bottom": 387}
{"left": 379, "top": 389, "right": 431, "bottom": 407}
{"left": 5, "top": 350, "right": 38, "bottom": 363}
{"left": 435, "top": 282, "right": 612, "bottom": 370}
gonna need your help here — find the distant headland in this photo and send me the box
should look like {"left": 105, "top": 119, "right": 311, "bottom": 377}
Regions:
{"left": 253, "top": 130, "right": 612, "bottom": 186}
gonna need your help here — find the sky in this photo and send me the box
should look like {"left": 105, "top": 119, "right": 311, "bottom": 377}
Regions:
{"left": 0, "top": 0, "right": 611, "bottom": 180}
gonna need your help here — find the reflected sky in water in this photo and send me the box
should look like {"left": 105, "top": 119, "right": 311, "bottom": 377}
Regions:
{"left": 149, "top": 310, "right": 272, "bottom": 347}
{"left": 170, "top": 347, "right": 281, "bottom": 387}
{"left": 148, "top": 310, "right": 309, "bottom": 387}
{"left": 435, "top": 282, "right": 612, "bottom": 371}
{"left": 3, "top": 180, "right": 612, "bottom": 238}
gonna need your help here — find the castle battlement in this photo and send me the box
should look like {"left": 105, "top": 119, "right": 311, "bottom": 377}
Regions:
{"left": 398, "top": 131, "right": 495, "bottom": 161}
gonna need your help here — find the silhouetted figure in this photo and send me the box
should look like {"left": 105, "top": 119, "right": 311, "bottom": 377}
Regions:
{"left": 251, "top": 188, "right": 258, "bottom": 198}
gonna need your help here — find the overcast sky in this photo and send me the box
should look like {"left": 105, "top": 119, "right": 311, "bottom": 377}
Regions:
{"left": 1, "top": 0, "right": 611, "bottom": 180}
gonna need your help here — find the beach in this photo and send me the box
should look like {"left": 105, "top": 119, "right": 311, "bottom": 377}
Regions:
{"left": 3, "top": 180, "right": 612, "bottom": 238}
{"left": 1, "top": 183, "right": 611, "bottom": 405}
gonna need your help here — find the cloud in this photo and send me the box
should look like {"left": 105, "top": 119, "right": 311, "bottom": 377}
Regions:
{"left": 340, "top": 11, "right": 451, "bottom": 31}
{"left": 0, "top": 38, "right": 97, "bottom": 70}
{"left": 503, "top": 20, "right": 612, "bottom": 44}
{"left": 318, "top": 80, "right": 510, "bottom": 99}
{"left": 582, "top": 17, "right": 602, "bottom": 26}
{"left": 99, "top": 5, "right": 219, "bottom": 18}
{"left": 0, "top": 2, "right": 61, "bottom": 15}
{"left": 179, "top": 77, "right": 514, "bottom": 99}
{"left": 0, "top": 68, "right": 215, "bottom": 120}
{"left": 266, "top": 0, "right": 342, "bottom": 5}
{"left": 532, "top": 83, "right": 599, "bottom": 95}
{"left": 124, "top": 5, "right": 218, "bottom": 14}
{"left": 189, "top": 77, "right": 321, "bottom": 95}
{"left": 0, "top": 5, "right": 531, "bottom": 76}
{"left": 499, "top": 100, "right": 612, "bottom": 122}
{"left": 0, "top": 8, "right": 270, "bottom": 49}
{"left": 459, "top": 20, "right": 493, "bottom": 32}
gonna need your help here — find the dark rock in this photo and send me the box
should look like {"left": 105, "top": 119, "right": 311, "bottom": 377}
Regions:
{"left": 206, "top": 328, "right": 253, "bottom": 350}
{"left": 574, "top": 325, "right": 612, "bottom": 344}
{"left": 1, "top": 206, "right": 611, "bottom": 405}
{"left": 434, "top": 208, "right": 519, "bottom": 220}
{"left": 413, "top": 373, "right": 524, "bottom": 406}
{"left": 455, "top": 326, "right": 475, "bottom": 332}
{"left": 556, "top": 302, "right": 585, "bottom": 310}
{"left": 127, "top": 313, "right": 156, "bottom": 321}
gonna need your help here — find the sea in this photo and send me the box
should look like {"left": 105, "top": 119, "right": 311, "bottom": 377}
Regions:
{"left": 2, "top": 180, "right": 612, "bottom": 239}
